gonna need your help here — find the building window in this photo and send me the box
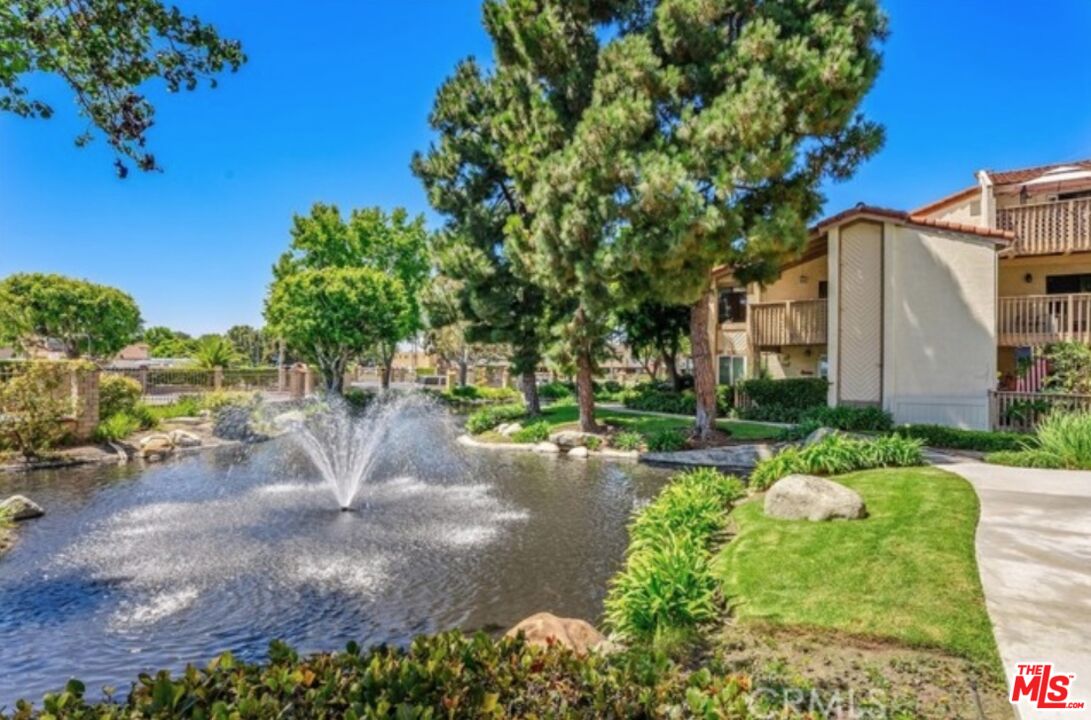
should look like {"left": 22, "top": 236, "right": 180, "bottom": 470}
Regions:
{"left": 718, "top": 289, "right": 747, "bottom": 324}
{"left": 718, "top": 355, "right": 746, "bottom": 385}
{"left": 1046, "top": 273, "right": 1091, "bottom": 294}
{"left": 818, "top": 354, "right": 829, "bottom": 380}
{"left": 818, "top": 281, "right": 828, "bottom": 299}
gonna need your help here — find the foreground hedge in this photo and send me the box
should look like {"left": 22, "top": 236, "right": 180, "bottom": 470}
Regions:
{"left": 750, "top": 433, "right": 924, "bottom": 490}
{"left": 5, "top": 632, "right": 802, "bottom": 719}
{"left": 605, "top": 468, "right": 744, "bottom": 642}
{"left": 890, "top": 424, "right": 1027, "bottom": 453}
{"left": 737, "top": 378, "right": 828, "bottom": 422}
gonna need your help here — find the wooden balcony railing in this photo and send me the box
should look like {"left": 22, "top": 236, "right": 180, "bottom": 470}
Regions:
{"left": 748, "top": 299, "right": 827, "bottom": 348}
{"left": 996, "top": 197, "right": 1091, "bottom": 256}
{"left": 998, "top": 293, "right": 1091, "bottom": 346}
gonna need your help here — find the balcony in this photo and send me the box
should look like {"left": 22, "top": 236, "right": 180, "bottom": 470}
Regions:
{"left": 749, "top": 299, "right": 827, "bottom": 348}
{"left": 996, "top": 197, "right": 1091, "bottom": 256}
{"left": 998, "top": 293, "right": 1091, "bottom": 346}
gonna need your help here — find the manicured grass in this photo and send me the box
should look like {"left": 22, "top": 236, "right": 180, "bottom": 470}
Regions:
{"left": 717, "top": 467, "right": 1000, "bottom": 671}
{"left": 531, "top": 403, "right": 782, "bottom": 440}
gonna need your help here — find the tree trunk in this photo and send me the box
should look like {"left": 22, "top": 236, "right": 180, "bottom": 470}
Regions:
{"left": 576, "top": 349, "right": 599, "bottom": 433}
{"left": 320, "top": 358, "right": 344, "bottom": 394}
{"left": 521, "top": 370, "right": 541, "bottom": 416}
{"left": 380, "top": 364, "right": 392, "bottom": 390}
{"left": 663, "top": 352, "right": 682, "bottom": 392}
{"left": 690, "top": 297, "right": 717, "bottom": 439}
{"left": 458, "top": 360, "right": 469, "bottom": 387}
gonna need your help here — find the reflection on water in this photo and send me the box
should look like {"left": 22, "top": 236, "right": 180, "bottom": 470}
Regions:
{"left": 0, "top": 413, "right": 668, "bottom": 706}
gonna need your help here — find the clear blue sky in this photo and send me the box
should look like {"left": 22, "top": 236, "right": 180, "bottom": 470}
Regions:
{"left": 2, "top": 0, "right": 1090, "bottom": 335}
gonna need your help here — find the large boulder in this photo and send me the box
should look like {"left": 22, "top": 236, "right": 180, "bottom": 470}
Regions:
{"left": 567, "top": 446, "right": 589, "bottom": 459}
{"left": 498, "top": 422, "right": 522, "bottom": 438}
{"left": 168, "top": 429, "right": 202, "bottom": 448}
{"left": 272, "top": 410, "right": 306, "bottom": 430}
{"left": 139, "top": 433, "right": 174, "bottom": 460}
{"left": 764, "top": 474, "right": 866, "bottom": 521}
{"left": 549, "top": 430, "right": 600, "bottom": 449}
{"left": 0, "top": 495, "right": 44, "bottom": 521}
{"left": 802, "top": 426, "right": 838, "bottom": 446}
{"left": 505, "top": 612, "right": 606, "bottom": 654}
{"left": 533, "top": 442, "right": 561, "bottom": 454}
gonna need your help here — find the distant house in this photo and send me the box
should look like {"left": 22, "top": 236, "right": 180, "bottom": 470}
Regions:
{"left": 116, "top": 343, "right": 151, "bottom": 361}
{"left": 707, "top": 158, "right": 1091, "bottom": 430}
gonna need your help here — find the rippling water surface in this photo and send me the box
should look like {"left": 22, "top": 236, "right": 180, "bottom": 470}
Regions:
{"left": 0, "top": 406, "right": 668, "bottom": 707}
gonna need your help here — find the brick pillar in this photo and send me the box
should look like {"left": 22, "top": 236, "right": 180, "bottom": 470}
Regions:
{"left": 277, "top": 365, "right": 287, "bottom": 392}
{"left": 213, "top": 366, "right": 224, "bottom": 390}
{"left": 446, "top": 371, "right": 456, "bottom": 391}
{"left": 72, "top": 367, "right": 100, "bottom": 440}
{"left": 303, "top": 366, "right": 315, "bottom": 396}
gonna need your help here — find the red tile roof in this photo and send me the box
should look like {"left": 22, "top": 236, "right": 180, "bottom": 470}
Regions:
{"left": 912, "top": 185, "right": 979, "bottom": 216}
{"left": 812, "top": 204, "right": 1013, "bottom": 242}
{"left": 985, "top": 159, "right": 1091, "bottom": 186}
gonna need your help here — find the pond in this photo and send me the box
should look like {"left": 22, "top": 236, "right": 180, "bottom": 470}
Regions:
{"left": 0, "top": 405, "right": 669, "bottom": 707}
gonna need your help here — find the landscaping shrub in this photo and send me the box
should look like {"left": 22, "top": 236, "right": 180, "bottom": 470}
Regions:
{"left": 343, "top": 387, "right": 375, "bottom": 409}
{"left": 512, "top": 421, "right": 551, "bottom": 443}
{"left": 0, "top": 362, "right": 75, "bottom": 460}
{"left": 646, "top": 428, "right": 686, "bottom": 452}
{"left": 465, "top": 403, "right": 525, "bottom": 434}
{"left": 605, "top": 468, "right": 743, "bottom": 642}
{"left": 737, "top": 378, "right": 828, "bottom": 422}
{"left": 612, "top": 431, "right": 644, "bottom": 451}
{"left": 442, "top": 385, "right": 521, "bottom": 404}
{"left": 621, "top": 385, "right": 695, "bottom": 415}
{"left": 146, "top": 395, "right": 203, "bottom": 422}
{"left": 3, "top": 632, "right": 794, "bottom": 719}
{"left": 984, "top": 449, "right": 1067, "bottom": 469}
{"left": 98, "top": 374, "right": 143, "bottom": 419}
{"left": 94, "top": 412, "right": 141, "bottom": 442}
{"left": 584, "top": 435, "right": 603, "bottom": 451}
{"left": 538, "top": 381, "right": 573, "bottom": 400}
{"left": 891, "top": 424, "right": 1027, "bottom": 452}
{"left": 749, "top": 433, "right": 924, "bottom": 490}
{"left": 1033, "top": 410, "right": 1091, "bottom": 469}
{"left": 804, "top": 404, "right": 892, "bottom": 432}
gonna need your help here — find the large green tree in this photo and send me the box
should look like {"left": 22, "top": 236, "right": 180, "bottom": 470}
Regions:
{"left": 0, "top": 272, "right": 142, "bottom": 359}
{"left": 479, "top": 0, "right": 625, "bottom": 431}
{"left": 420, "top": 276, "right": 508, "bottom": 389}
{"left": 1, "top": 0, "right": 245, "bottom": 176}
{"left": 521, "top": 0, "right": 886, "bottom": 437}
{"left": 616, "top": 302, "right": 691, "bottom": 391}
{"left": 273, "top": 204, "right": 429, "bottom": 389}
{"left": 225, "top": 324, "right": 268, "bottom": 366}
{"left": 265, "top": 268, "right": 408, "bottom": 394}
{"left": 412, "top": 58, "right": 552, "bottom": 414}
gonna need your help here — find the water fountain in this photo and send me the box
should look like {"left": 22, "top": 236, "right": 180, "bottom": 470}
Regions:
{"left": 281, "top": 392, "right": 420, "bottom": 510}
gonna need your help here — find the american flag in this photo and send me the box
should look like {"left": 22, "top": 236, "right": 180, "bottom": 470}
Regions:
{"left": 1016, "top": 355, "right": 1049, "bottom": 392}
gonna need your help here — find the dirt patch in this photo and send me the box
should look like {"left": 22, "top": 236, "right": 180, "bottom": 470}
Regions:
{"left": 707, "top": 622, "right": 1011, "bottom": 719}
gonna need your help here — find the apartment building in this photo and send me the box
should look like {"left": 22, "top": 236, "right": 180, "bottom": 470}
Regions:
{"left": 710, "top": 159, "right": 1091, "bottom": 429}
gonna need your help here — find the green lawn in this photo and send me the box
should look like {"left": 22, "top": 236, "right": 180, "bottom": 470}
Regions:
{"left": 717, "top": 466, "right": 1000, "bottom": 671}
{"left": 523, "top": 403, "right": 782, "bottom": 441}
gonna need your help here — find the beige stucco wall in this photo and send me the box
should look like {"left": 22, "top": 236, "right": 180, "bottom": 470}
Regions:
{"left": 837, "top": 221, "right": 884, "bottom": 404}
{"left": 998, "top": 253, "right": 1091, "bottom": 296}
{"left": 883, "top": 226, "right": 998, "bottom": 429}
{"left": 923, "top": 193, "right": 985, "bottom": 226}
{"left": 754, "top": 255, "right": 827, "bottom": 303}
{"left": 760, "top": 347, "right": 824, "bottom": 379}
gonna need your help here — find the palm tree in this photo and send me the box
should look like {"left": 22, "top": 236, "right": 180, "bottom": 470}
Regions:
{"left": 191, "top": 335, "right": 239, "bottom": 369}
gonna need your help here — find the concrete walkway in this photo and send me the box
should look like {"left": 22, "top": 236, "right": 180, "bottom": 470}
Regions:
{"left": 934, "top": 457, "right": 1091, "bottom": 719}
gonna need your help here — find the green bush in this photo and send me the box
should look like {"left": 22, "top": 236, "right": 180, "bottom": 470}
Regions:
{"left": 5, "top": 632, "right": 796, "bottom": 719}
{"left": 0, "top": 362, "right": 75, "bottom": 460}
{"left": 98, "top": 374, "right": 143, "bottom": 419}
{"left": 605, "top": 468, "right": 743, "bottom": 641}
{"left": 343, "top": 387, "right": 375, "bottom": 409}
{"left": 984, "top": 449, "right": 1067, "bottom": 469}
{"left": 440, "top": 384, "right": 522, "bottom": 405}
{"left": 465, "top": 403, "right": 526, "bottom": 434}
{"left": 803, "top": 405, "right": 892, "bottom": 432}
{"left": 750, "top": 433, "right": 924, "bottom": 490}
{"left": 612, "top": 431, "right": 645, "bottom": 451}
{"left": 891, "top": 424, "right": 1027, "bottom": 452}
{"left": 584, "top": 435, "right": 603, "bottom": 451}
{"left": 146, "top": 395, "right": 203, "bottom": 421}
{"left": 511, "top": 421, "right": 551, "bottom": 443}
{"left": 646, "top": 428, "right": 687, "bottom": 452}
{"left": 621, "top": 385, "right": 696, "bottom": 415}
{"left": 201, "top": 390, "right": 257, "bottom": 412}
{"left": 94, "top": 412, "right": 141, "bottom": 442}
{"left": 538, "top": 381, "right": 573, "bottom": 400}
{"left": 737, "top": 378, "right": 828, "bottom": 422}
{"left": 1034, "top": 410, "right": 1091, "bottom": 469}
